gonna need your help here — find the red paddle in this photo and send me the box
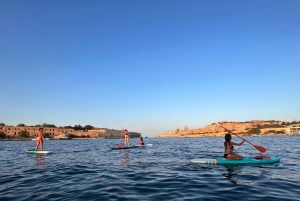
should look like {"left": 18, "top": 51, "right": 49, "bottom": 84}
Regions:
{"left": 218, "top": 123, "right": 267, "bottom": 153}
{"left": 116, "top": 128, "right": 123, "bottom": 148}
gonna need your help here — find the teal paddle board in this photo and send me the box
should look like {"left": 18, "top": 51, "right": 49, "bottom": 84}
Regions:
{"left": 191, "top": 157, "right": 280, "bottom": 165}
{"left": 26, "top": 149, "right": 50, "bottom": 154}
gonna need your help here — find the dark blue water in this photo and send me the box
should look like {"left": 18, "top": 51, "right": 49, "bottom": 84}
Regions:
{"left": 0, "top": 137, "right": 299, "bottom": 201}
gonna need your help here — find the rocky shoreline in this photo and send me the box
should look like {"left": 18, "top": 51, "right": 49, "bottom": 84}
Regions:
{"left": 156, "top": 120, "right": 300, "bottom": 138}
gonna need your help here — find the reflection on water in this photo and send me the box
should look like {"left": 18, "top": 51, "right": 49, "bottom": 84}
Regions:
{"left": 121, "top": 149, "right": 130, "bottom": 166}
{"left": 35, "top": 154, "right": 45, "bottom": 167}
{"left": 223, "top": 168, "right": 238, "bottom": 184}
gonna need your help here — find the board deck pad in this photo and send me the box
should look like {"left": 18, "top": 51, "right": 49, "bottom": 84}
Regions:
{"left": 26, "top": 149, "right": 51, "bottom": 154}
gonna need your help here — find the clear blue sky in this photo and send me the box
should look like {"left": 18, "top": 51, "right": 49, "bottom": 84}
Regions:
{"left": 1, "top": 1, "right": 299, "bottom": 137}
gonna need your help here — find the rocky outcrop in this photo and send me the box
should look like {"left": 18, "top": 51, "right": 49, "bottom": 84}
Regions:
{"left": 156, "top": 120, "right": 291, "bottom": 138}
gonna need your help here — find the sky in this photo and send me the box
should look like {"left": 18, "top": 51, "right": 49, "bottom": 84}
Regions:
{"left": 1, "top": 1, "right": 300, "bottom": 137}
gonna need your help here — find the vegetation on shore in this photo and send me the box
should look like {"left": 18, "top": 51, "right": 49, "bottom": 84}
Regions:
{"left": 9, "top": 123, "right": 95, "bottom": 130}
{"left": 0, "top": 131, "right": 6, "bottom": 139}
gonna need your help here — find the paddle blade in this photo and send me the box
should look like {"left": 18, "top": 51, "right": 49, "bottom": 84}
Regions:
{"left": 254, "top": 145, "right": 267, "bottom": 153}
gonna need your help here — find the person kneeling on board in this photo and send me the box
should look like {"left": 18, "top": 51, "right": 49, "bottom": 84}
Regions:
{"left": 224, "top": 133, "right": 245, "bottom": 160}
{"left": 116, "top": 141, "right": 122, "bottom": 148}
{"left": 136, "top": 136, "right": 144, "bottom": 146}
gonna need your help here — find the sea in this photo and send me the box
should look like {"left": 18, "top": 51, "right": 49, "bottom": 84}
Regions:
{"left": 0, "top": 137, "right": 299, "bottom": 201}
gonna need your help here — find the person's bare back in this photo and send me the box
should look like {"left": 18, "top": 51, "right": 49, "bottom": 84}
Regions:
{"left": 35, "top": 128, "right": 44, "bottom": 150}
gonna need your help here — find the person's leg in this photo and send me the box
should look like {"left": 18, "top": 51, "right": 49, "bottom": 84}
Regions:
{"left": 35, "top": 140, "right": 40, "bottom": 150}
{"left": 41, "top": 140, "right": 43, "bottom": 150}
{"left": 227, "top": 153, "right": 243, "bottom": 160}
{"left": 35, "top": 141, "right": 39, "bottom": 150}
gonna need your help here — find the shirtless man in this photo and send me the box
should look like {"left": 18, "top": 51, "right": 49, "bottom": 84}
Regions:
{"left": 35, "top": 128, "right": 44, "bottom": 150}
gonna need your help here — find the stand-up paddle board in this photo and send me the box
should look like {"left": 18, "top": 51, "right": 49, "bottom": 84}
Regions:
{"left": 111, "top": 146, "right": 138, "bottom": 150}
{"left": 191, "top": 157, "right": 280, "bottom": 165}
{"left": 26, "top": 149, "right": 51, "bottom": 154}
{"left": 136, "top": 144, "right": 153, "bottom": 147}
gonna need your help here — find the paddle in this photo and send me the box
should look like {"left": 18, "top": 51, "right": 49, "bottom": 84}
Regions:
{"left": 115, "top": 128, "right": 123, "bottom": 148}
{"left": 218, "top": 123, "right": 267, "bottom": 153}
{"left": 40, "top": 121, "right": 45, "bottom": 151}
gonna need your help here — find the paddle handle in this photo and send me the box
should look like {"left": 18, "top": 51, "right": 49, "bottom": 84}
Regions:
{"left": 218, "top": 124, "right": 253, "bottom": 145}
{"left": 232, "top": 133, "right": 254, "bottom": 146}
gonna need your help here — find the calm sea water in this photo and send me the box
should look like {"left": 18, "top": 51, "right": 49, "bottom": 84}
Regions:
{"left": 0, "top": 137, "right": 299, "bottom": 201}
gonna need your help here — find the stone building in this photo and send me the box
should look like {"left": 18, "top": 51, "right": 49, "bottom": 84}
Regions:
{"left": 0, "top": 126, "right": 141, "bottom": 139}
{"left": 287, "top": 124, "right": 300, "bottom": 133}
{"left": 91, "top": 128, "right": 141, "bottom": 138}
{"left": 0, "top": 126, "right": 74, "bottom": 137}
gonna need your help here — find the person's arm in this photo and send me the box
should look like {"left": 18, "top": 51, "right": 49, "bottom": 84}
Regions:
{"left": 231, "top": 140, "right": 245, "bottom": 146}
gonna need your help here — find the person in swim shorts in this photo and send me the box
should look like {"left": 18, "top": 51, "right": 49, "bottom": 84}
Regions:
{"left": 224, "top": 133, "right": 245, "bottom": 160}
{"left": 35, "top": 128, "right": 45, "bottom": 150}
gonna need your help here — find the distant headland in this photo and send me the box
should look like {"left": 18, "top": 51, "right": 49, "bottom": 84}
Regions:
{"left": 155, "top": 120, "right": 300, "bottom": 138}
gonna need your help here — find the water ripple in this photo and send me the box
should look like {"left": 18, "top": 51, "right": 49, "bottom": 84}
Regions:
{"left": 0, "top": 137, "right": 300, "bottom": 200}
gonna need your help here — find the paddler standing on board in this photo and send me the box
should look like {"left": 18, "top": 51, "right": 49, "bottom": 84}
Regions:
{"left": 124, "top": 129, "right": 130, "bottom": 147}
{"left": 35, "top": 128, "right": 45, "bottom": 150}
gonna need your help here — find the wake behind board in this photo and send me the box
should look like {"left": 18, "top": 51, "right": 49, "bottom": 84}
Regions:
{"left": 26, "top": 149, "right": 51, "bottom": 154}
{"left": 111, "top": 146, "right": 138, "bottom": 150}
{"left": 191, "top": 157, "right": 280, "bottom": 165}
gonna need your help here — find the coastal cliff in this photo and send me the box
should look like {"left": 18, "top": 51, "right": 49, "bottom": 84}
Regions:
{"left": 155, "top": 120, "right": 299, "bottom": 138}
